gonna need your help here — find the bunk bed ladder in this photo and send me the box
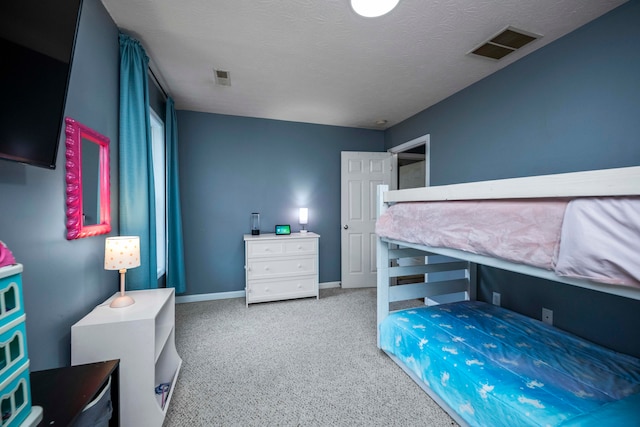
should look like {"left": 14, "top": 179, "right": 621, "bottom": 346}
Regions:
{"left": 376, "top": 185, "right": 478, "bottom": 347}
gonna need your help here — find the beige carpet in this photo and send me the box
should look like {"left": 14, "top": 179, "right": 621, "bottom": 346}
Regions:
{"left": 164, "top": 287, "right": 457, "bottom": 427}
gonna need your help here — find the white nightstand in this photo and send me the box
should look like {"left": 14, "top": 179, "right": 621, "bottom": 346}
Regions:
{"left": 244, "top": 232, "right": 320, "bottom": 306}
{"left": 71, "top": 288, "right": 182, "bottom": 427}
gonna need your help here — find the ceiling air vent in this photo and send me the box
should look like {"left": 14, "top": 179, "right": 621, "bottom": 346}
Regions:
{"left": 214, "top": 69, "right": 231, "bottom": 86}
{"left": 469, "top": 27, "right": 541, "bottom": 60}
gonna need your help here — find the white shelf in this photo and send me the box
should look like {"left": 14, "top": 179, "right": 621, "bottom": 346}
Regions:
{"left": 154, "top": 295, "right": 174, "bottom": 362}
{"left": 71, "top": 288, "right": 182, "bottom": 427}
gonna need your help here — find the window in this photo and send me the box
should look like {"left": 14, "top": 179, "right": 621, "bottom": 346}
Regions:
{"left": 150, "top": 110, "right": 166, "bottom": 278}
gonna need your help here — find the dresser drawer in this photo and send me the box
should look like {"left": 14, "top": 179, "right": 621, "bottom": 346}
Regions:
{"left": 247, "top": 276, "right": 317, "bottom": 303}
{"left": 0, "top": 360, "right": 31, "bottom": 427}
{"left": 0, "top": 315, "right": 28, "bottom": 385}
{"left": 247, "top": 257, "right": 316, "bottom": 280}
{"left": 283, "top": 238, "right": 317, "bottom": 256}
{"left": 247, "top": 238, "right": 317, "bottom": 258}
{"left": 0, "top": 266, "right": 24, "bottom": 324}
{"left": 247, "top": 241, "right": 284, "bottom": 258}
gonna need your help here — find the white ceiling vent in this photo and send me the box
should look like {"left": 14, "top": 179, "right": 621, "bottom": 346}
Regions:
{"left": 469, "top": 27, "right": 541, "bottom": 60}
{"left": 214, "top": 69, "right": 231, "bottom": 86}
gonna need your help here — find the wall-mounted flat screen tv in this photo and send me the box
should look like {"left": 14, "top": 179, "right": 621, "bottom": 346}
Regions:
{"left": 0, "top": 0, "right": 83, "bottom": 170}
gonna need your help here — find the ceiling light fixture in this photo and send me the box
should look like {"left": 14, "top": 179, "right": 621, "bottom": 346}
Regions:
{"left": 351, "top": 0, "right": 400, "bottom": 18}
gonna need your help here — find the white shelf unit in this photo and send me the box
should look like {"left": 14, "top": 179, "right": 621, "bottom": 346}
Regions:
{"left": 71, "top": 288, "right": 182, "bottom": 427}
{"left": 244, "top": 232, "right": 320, "bottom": 306}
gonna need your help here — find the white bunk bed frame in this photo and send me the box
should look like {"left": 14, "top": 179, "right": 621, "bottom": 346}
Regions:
{"left": 375, "top": 165, "right": 640, "bottom": 427}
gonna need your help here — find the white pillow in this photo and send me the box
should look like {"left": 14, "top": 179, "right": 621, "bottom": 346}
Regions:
{"left": 554, "top": 197, "right": 640, "bottom": 287}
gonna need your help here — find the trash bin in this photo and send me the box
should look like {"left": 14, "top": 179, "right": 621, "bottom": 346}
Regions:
{"left": 73, "top": 376, "right": 112, "bottom": 427}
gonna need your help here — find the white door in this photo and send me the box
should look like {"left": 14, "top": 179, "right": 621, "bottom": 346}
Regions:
{"left": 340, "top": 152, "right": 391, "bottom": 288}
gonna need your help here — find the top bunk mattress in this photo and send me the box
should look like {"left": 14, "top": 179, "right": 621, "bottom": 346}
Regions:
{"left": 375, "top": 197, "right": 640, "bottom": 287}
{"left": 379, "top": 301, "right": 640, "bottom": 427}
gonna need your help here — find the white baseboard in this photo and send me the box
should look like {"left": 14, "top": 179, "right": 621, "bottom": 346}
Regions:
{"left": 176, "top": 282, "right": 341, "bottom": 304}
{"left": 319, "top": 281, "right": 341, "bottom": 289}
{"left": 176, "top": 290, "right": 245, "bottom": 304}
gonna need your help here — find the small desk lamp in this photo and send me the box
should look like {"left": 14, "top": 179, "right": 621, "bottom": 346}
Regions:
{"left": 299, "top": 208, "right": 309, "bottom": 233}
{"left": 104, "top": 236, "right": 140, "bottom": 308}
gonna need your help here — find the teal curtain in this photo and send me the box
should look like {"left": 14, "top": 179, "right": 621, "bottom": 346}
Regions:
{"left": 166, "top": 97, "right": 187, "bottom": 293}
{"left": 118, "top": 33, "right": 157, "bottom": 289}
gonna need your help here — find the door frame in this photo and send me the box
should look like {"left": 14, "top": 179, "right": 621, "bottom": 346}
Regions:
{"left": 388, "top": 134, "right": 430, "bottom": 190}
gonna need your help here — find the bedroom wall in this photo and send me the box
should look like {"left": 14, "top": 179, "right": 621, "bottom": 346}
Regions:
{"left": 0, "top": 0, "right": 120, "bottom": 371}
{"left": 176, "top": 111, "right": 384, "bottom": 296}
{"left": 384, "top": 0, "right": 640, "bottom": 356}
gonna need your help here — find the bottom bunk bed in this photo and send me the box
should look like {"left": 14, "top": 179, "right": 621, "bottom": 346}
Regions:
{"left": 380, "top": 300, "right": 640, "bottom": 427}
{"left": 374, "top": 166, "right": 640, "bottom": 427}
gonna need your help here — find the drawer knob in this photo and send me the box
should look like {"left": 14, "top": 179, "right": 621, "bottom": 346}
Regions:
{"left": 297, "top": 283, "right": 302, "bottom": 288}
{"left": 264, "top": 266, "right": 270, "bottom": 271}
{"left": 297, "top": 245, "right": 302, "bottom": 250}
{"left": 297, "top": 264, "right": 302, "bottom": 269}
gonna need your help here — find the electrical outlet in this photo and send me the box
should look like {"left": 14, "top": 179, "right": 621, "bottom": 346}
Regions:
{"left": 492, "top": 292, "right": 501, "bottom": 306}
{"left": 542, "top": 307, "right": 553, "bottom": 325}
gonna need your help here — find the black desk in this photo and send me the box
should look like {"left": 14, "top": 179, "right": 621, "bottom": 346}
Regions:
{"left": 30, "top": 360, "right": 119, "bottom": 427}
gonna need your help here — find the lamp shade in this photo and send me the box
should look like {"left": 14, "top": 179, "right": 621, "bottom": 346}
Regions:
{"left": 299, "top": 208, "right": 309, "bottom": 225}
{"left": 105, "top": 236, "right": 141, "bottom": 271}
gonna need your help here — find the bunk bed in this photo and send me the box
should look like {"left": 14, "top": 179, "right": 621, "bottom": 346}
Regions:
{"left": 374, "top": 166, "right": 640, "bottom": 427}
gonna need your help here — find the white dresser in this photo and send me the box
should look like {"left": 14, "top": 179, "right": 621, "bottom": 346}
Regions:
{"left": 244, "top": 232, "right": 320, "bottom": 306}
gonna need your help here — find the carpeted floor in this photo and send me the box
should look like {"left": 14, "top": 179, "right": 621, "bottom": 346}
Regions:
{"left": 164, "top": 287, "right": 457, "bottom": 426}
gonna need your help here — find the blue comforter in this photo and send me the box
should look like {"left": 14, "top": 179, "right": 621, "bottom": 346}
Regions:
{"left": 379, "top": 301, "right": 640, "bottom": 426}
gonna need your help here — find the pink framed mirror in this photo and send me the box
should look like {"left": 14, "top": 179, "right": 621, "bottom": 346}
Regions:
{"left": 65, "top": 117, "right": 111, "bottom": 239}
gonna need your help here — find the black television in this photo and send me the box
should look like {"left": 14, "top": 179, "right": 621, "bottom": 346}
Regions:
{"left": 0, "top": 0, "right": 83, "bottom": 170}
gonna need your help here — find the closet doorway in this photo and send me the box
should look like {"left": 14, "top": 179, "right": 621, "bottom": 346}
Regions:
{"left": 388, "top": 134, "right": 431, "bottom": 286}
{"left": 389, "top": 134, "right": 430, "bottom": 190}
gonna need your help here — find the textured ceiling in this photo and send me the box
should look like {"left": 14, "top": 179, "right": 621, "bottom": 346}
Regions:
{"left": 100, "top": 0, "right": 626, "bottom": 129}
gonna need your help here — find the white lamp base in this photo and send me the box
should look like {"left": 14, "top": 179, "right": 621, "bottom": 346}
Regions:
{"left": 110, "top": 269, "right": 136, "bottom": 308}
{"left": 110, "top": 294, "right": 135, "bottom": 308}
{"left": 300, "top": 229, "right": 308, "bottom": 233}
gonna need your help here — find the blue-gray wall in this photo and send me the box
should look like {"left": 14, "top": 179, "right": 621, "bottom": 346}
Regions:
{"left": 2, "top": 0, "right": 638, "bottom": 371}
{"left": 0, "top": 0, "right": 119, "bottom": 370}
{"left": 386, "top": 2, "right": 639, "bottom": 179}
{"left": 385, "top": 0, "right": 640, "bottom": 356}
{"left": 177, "top": 112, "right": 384, "bottom": 296}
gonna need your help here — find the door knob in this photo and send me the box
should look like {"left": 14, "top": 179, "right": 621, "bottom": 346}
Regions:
{"left": 343, "top": 225, "right": 349, "bottom": 230}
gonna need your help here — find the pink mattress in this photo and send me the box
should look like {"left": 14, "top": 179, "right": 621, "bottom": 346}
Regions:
{"left": 375, "top": 197, "right": 640, "bottom": 287}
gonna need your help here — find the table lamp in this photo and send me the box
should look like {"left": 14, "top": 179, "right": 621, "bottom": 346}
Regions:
{"left": 104, "top": 236, "right": 140, "bottom": 308}
{"left": 299, "top": 208, "right": 308, "bottom": 233}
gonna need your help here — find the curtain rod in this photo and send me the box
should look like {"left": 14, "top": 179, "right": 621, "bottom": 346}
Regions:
{"left": 149, "top": 67, "right": 168, "bottom": 100}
